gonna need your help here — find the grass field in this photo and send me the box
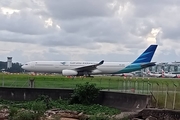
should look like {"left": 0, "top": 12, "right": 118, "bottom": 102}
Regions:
{"left": 1, "top": 73, "right": 180, "bottom": 90}
{"left": 1, "top": 73, "right": 180, "bottom": 109}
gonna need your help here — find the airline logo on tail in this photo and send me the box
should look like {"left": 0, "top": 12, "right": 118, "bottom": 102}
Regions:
{"left": 115, "top": 45, "right": 158, "bottom": 74}
{"left": 132, "top": 45, "right": 157, "bottom": 64}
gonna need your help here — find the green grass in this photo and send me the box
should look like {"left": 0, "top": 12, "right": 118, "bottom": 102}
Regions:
{"left": 151, "top": 91, "right": 180, "bottom": 110}
{"left": 1, "top": 73, "right": 180, "bottom": 91}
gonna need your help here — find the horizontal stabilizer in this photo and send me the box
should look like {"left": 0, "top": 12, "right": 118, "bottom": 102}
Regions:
{"left": 141, "top": 62, "right": 156, "bottom": 68}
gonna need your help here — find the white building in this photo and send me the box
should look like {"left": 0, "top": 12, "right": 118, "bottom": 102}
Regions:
{"left": 7, "top": 57, "right": 12, "bottom": 69}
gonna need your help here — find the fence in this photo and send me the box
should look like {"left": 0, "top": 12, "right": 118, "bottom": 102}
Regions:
{"left": 1, "top": 74, "right": 180, "bottom": 109}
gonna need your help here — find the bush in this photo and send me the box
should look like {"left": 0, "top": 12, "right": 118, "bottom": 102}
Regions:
{"left": 36, "top": 95, "right": 52, "bottom": 109}
{"left": 89, "top": 115, "right": 110, "bottom": 120}
{"left": 12, "top": 111, "right": 36, "bottom": 120}
{"left": 9, "top": 107, "right": 18, "bottom": 120}
{"left": 70, "top": 82, "right": 100, "bottom": 105}
{"left": 31, "top": 101, "right": 46, "bottom": 119}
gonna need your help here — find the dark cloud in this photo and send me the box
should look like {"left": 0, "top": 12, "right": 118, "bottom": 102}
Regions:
{"left": 132, "top": 0, "right": 179, "bottom": 17}
{"left": 0, "top": 30, "right": 38, "bottom": 44}
{"left": 41, "top": 31, "right": 92, "bottom": 46}
{"left": 44, "top": 0, "right": 116, "bottom": 20}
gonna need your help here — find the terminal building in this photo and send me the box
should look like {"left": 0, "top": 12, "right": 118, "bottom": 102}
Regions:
{"left": 135, "top": 62, "right": 180, "bottom": 77}
{"left": 138, "top": 61, "right": 180, "bottom": 75}
{"left": 148, "top": 62, "right": 180, "bottom": 73}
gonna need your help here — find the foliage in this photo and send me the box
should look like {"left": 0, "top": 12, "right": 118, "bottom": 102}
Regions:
{"left": 0, "top": 99, "right": 13, "bottom": 105}
{"left": 64, "top": 104, "right": 119, "bottom": 115}
{"left": 31, "top": 101, "right": 46, "bottom": 114}
{"left": 70, "top": 82, "right": 100, "bottom": 105}
{"left": 0, "top": 104, "right": 9, "bottom": 110}
{"left": 89, "top": 115, "right": 110, "bottom": 120}
{"left": 9, "top": 107, "right": 36, "bottom": 120}
{"left": 0, "top": 61, "right": 7, "bottom": 71}
{"left": 11, "top": 111, "right": 36, "bottom": 120}
{"left": 35, "top": 95, "right": 52, "bottom": 109}
{"left": 0, "top": 61, "right": 23, "bottom": 73}
{"left": 9, "top": 101, "right": 46, "bottom": 120}
{"left": 7, "top": 96, "right": 48, "bottom": 120}
{"left": 1, "top": 96, "right": 120, "bottom": 120}
{"left": 9, "top": 107, "right": 18, "bottom": 120}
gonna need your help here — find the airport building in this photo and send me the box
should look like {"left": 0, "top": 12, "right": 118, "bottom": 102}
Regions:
{"left": 143, "top": 61, "right": 180, "bottom": 73}
{"left": 150, "top": 62, "right": 180, "bottom": 73}
{"left": 133, "top": 62, "right": 180, "bottom": 77}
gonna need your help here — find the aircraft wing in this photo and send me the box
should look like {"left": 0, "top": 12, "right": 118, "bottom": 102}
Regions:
{"left": 74, "top": 60, "right": 104, "bottom": 72}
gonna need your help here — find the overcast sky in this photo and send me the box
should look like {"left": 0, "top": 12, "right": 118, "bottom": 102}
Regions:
{"left": 0, "top": 0, "right": 180, "bottom": 64}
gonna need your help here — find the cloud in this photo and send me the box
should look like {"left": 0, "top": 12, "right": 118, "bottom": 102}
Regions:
{"left": 0, "top": 0, "right": 180, "bottom": 63}
{"left": 44, "top": 0, "right": 116, "bottom": 20}
{"left": 0, "top": 10, "right": 57, "bottom": 35}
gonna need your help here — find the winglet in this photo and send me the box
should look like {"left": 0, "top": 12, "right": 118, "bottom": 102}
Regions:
{"left": 132, "top": 45, "right": 158, "bottom": 64}
{"left": 97, "top": 60, "right": 104, "bottom": 66}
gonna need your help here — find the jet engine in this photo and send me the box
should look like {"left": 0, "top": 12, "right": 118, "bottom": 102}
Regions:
{"left": 62, "top": 69, "right": 78, "bottom": 76}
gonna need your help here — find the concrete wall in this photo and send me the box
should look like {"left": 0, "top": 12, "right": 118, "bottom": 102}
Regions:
{"left": 0, "top": 87, "right": 73, "bottom": 101}
{"left": 99, "top": 91, "right": 151, "bottom": 111}
{"left": 0, "top": 87, "right": 151, "bottom": 111}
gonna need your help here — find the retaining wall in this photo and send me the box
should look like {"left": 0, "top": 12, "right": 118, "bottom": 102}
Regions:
{"left": 0, "top": 87, "right": 151, "bottom": 111}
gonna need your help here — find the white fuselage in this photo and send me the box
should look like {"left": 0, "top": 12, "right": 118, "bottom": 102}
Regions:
{"left": 148, "top": 73, "right": 162, "bottom": 77}
{"left": 22, "top": 61, "right": 131, "bottom": 75}
{"left": 21, "top": 45, "right": 158, "bottom": 76}
{"left": 163, "top": 73, "right": 177, "bottom": 78}
{"left": 112, "top": 73, "right": 134, "bottom": 77}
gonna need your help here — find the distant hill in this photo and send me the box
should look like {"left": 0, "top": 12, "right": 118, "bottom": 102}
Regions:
{"left": 0, "top": 61, "right": 24, "bottom": 73}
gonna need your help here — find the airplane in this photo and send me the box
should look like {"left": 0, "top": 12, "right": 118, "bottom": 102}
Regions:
{"left": 161, "top": 70, "right": 177, "bottom": 78}
{"left": 170, "top": 72, "right": 180, "bottom": 78}
{"left": 146, "top": 70, "right": 162, "bottom": 78}
{"left": 111, "top": 73, "right": 135, "bottom": 77}
{"left": 21, "top": 45, "right": 158, "bottom": 77}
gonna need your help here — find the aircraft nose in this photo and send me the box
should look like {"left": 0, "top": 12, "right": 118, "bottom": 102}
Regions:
{"left": 21, "top": 65, "right": 25, "bottom": 69}
{"left": 21, "top": 65, "right": 27, "bottom": 70}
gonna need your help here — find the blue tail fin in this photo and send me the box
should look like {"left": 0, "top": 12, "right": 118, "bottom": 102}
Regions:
{"left": 132, "top": 45, "right": 158, "bottom": 64}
